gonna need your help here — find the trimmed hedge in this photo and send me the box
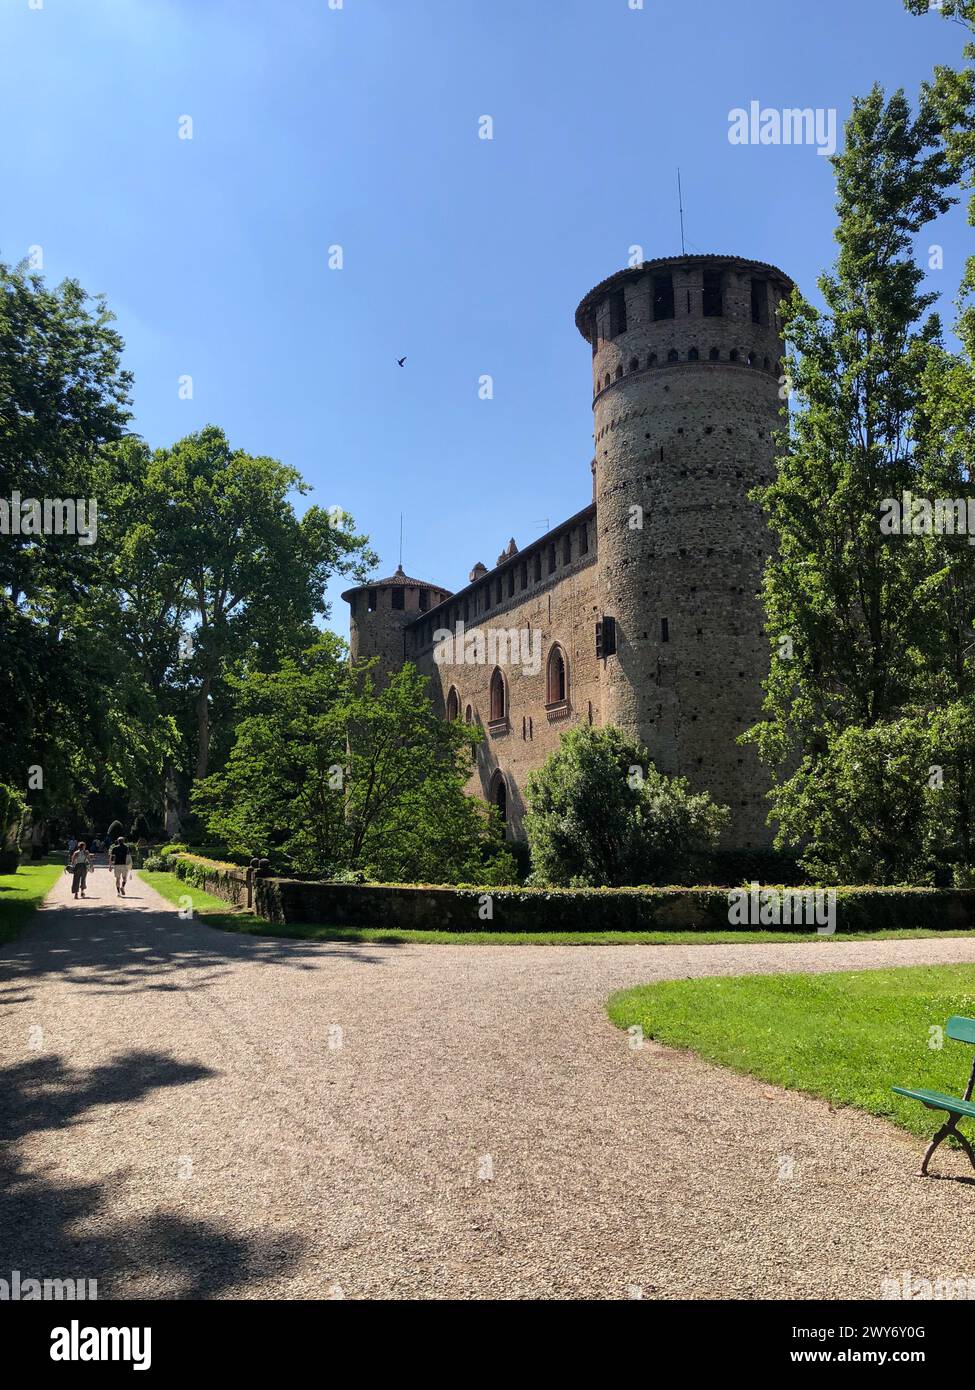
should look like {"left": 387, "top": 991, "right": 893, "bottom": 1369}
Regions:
{"left": 160, "top": 854, "right": 975, "bottom": 934}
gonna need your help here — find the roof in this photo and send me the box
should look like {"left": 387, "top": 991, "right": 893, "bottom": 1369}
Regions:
{"left": 406, "top": 502, "right": 597, "bottom": 628}
{"left": 341, "top": 564, "right": 452, "bottom": 602}
{"left": 574, "top": 253, "right": 796, "bottom": 339}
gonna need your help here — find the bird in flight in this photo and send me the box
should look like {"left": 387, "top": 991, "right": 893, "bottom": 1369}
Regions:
{"left": 397, "top": 356, "right": 407, "bottom": 367}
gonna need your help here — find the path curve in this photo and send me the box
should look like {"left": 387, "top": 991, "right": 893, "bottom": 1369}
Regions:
{"left": 2, "top": 866, "right": 975, "bottom": 1300}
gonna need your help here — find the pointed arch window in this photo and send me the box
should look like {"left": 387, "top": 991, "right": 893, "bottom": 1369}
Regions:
{"left": 547, "top": 645, "right": 567, "bottom": 704}
{"left": 489, "top": 667, "right": 507, "bottom": 722}
{"left": 446, "top": 686, "right": 460, "bottom": 721}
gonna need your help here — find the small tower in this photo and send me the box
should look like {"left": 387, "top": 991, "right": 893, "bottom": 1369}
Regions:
{"left": 341, "top": 564, "right": 452, "bottom": 684}
{"left": 575, "top": 254, "right": 795, "bottom": 847}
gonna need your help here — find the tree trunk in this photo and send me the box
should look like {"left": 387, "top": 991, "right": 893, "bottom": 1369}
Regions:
{"left": 195, "top": 672, "right": 211, "bottom": 781}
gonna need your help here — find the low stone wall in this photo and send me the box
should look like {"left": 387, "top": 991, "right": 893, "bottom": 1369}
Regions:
{"left": 163, "top": 855, "right": 975, "bottom": 934}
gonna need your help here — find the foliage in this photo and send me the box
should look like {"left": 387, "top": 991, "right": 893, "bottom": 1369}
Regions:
{"left": 523, "top": 725, "right": 728, "bottom": 887}
{"left": 193, "top": 641, "right": 516, "bottom": 884}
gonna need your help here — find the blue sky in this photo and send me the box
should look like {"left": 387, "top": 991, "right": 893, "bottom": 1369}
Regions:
{"left": 0, "top": 0, "right": 969, "bottom": 631}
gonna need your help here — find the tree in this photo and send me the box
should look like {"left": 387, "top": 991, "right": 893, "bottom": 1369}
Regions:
{"left": 524, "top": 726, "right": 728, "bottom": 887}
{"left": 744, "top": 85, "right": 965, "bottom": 877}
{"left": 193, "top": 642, "right": 515, "bottom": 884}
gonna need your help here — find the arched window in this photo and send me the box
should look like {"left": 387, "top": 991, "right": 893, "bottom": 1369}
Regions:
{"left": 465, "top": 704, "right": 473, "bottom": 725}
{"left": 709, "top": 347, "right": 720, "bottom": 361}
{"left": 604, "top": 372, "right": 611, "bottom": 388}
{"left": 547, "top": 645, "right": 567, "bottom": 704}
{"left": 446, "top": 686, "right": 460, "bottom": 721}
{"left": 490, "top": 772, "right": 508, "bottom": 827}
{"left": 489, "top": 667, "right": 507, "bottom": 721}
{"left": 615, "top": 364, "right": 623, "bottom": 379}
{"left": 688, "top": 347, "right": 699, "bottom": 362}
{"left": 629, "top": 357, "right": 639, "bottom": 373}
{"left": 667, "top": 348, "right": 679, "bottom": 363}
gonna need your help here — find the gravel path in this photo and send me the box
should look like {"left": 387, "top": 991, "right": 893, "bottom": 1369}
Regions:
{"left": 3, "top": 866, "right": 975, "bottom": 1300}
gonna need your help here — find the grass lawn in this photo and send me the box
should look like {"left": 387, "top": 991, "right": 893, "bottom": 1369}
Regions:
{"left": 0, "top": 859, "right": 66, "bottom": 944}
{"left": 608, "top": 963, "right": 975, "bottom": 1139}
{"left": 137, "top": 869, "right": 975, "bottom": 945}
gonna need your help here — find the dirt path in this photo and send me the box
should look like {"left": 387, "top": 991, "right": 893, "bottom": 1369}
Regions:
{"left": 2, "top": 868, "right": 974, "bottom": 1299}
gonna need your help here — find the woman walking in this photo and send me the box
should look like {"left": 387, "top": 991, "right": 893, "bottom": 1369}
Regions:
{"left": 69, "top": 841, "right": 92, "bottom": 899}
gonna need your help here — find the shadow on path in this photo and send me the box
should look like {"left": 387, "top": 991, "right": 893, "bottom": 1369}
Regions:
{"left": 0, "top": 877, "right": 395, "bottom": 1011}
{"left": 0, "top": 1048, "right": 304, "bottom": 1298}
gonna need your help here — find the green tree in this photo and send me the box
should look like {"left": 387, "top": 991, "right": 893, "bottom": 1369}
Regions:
{"left": 524, "top": 726, "right": 728, "bottom": 887}
{"left": 745, "top": 85, "right": 964, "bottom": 877}
{"left": 194, "top": 642, "right": 515, "bottom": 884}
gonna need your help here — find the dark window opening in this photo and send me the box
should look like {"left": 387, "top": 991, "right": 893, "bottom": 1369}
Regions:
{"left": 667, "top": 348, "right": 679, "bottom": 363}
{"left": 647, "top": 353, "right": 657, "bottom": 367}
{"left": 609, "top": 288, "right": 627, "bottom": 338}
{"left": 702, "top": 269, "right": 723, "bottom": 317}
{"left": 629, "top": 357, "right": 639, "bottom": 373}
{"left": 709, "top": 347, "right": 720, "bottom": 361}
{"left": 652, "top": 273, "right": 674, "bottom": 321}
{"left": 547, "top": 543, "right": 557, "bottom": 575}
{"left": 446, "top": 687, "right": 459, "bottom": 721}
{"left": 507, "top": 569, "right": 515, "bottom": 598}
{"left": 490, "top": 668, "right": 506, "bottom": 721}
{"left": 391, "top": 587, "right": 404, "bottom": 610}
{"left": 547, "top": 646, "right": 567, "bottom": 703}
{"left": 688, "top": 347, "right": 699, "bottom": 361}
{"left": 533, "top": 553, "right": 542, "bottom": 582}
{"left": 729, "top": 349, "right": 739, "bottom": 362}
{"left": 751, "top": 278, "right": 768, "bottom": 325}
{"left": 661, "top": 617, "right": 670, "bottom": 643}
{"left": 418, "top": 589, "right": 429, "bottom": 612}
{"left": 562, "top": 535, "right": 572, "bottom": 566}
{"left": 579, "top": 523, "right": 589, "bottom": 555}
{"left": 367, "top": 590, "right": 378, "bottom": 612}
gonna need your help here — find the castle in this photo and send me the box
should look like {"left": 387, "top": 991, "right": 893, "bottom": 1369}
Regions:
{"left": 342, "top": 254, "right": 794, "bottom": 848}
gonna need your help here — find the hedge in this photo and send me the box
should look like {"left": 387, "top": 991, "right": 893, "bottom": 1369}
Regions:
{"left": 159, "top": 854, "right": 975, "bottom": 934}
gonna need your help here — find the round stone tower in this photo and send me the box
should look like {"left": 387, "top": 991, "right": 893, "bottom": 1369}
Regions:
{"left": 341, "top": 564, "right": 452, "bottom": 684}
{"left": 575, "top": 254, "right": 794, "bottom": 848}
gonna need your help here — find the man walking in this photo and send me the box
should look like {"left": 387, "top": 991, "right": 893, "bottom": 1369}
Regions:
{"left": 109, "top": 836, "right": 131, "bottom": 896}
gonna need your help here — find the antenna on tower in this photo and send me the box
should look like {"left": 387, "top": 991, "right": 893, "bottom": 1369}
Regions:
{"left": 398, "top": 513, "right": 403, "bottom": 568}
{"left": 677, "top": 168, "right": 686, "bottom": 255}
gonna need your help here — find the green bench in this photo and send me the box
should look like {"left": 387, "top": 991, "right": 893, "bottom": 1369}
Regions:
{"left": 893, "top": 1015, "right": 975, "bottom": 1176}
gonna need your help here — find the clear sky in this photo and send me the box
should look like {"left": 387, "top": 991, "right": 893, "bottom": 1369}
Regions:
{"left": 1, "top": 0, "right": 969, "bottom": 631}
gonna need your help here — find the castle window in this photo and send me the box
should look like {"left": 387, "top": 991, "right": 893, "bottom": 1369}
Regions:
{"left": 507, "top": 569, "right": 515, "bottom": 598}
{"left": 747, "top": 351, "right": 757, "bottom": 367}
{"left": 463, "top": 597, "right": 470, "bottom": 623}
{"left": 579, "top": 522, "right": 589, "bottom": 555}
{"left": 446, "top": 686, "right": 460, "bottom": 721}
{"left": 652, "top": 273, "right": 674, "bottom": 321}
{"left": 629, "top": 357, "right": 639, "bottom": 373}
{"left": 702, "top": 268, "right": 723, "bottom": 317}
{"left": 391, "top": 587, "right": 404, "bottom": 610}
{"left": 490, "top": 771, "right": 508, "bottom": 828}
{"left": 667, "top": 349, "right": 679, "bottom": 363}
{"left": 546, "top": 645, "right": 567, "bottom": 704}
{"left": 534, "top": 553, "right": 543, "bottom": 582}
{"left": 520, "top": 561, "right": 528, "bottom": 589}
{"left": 609, "top": 288, "right": 627, "bottom": 338}
{"left": 367, "top": 590, "right": 378, "bottom": 612}
{"left": 729, "top": 349, "right": 739, "bottom": 362}
{"left": 751, "top": 278, "right": 768, "bottom": 325}
{"left": 489, "top": 667, "right": 507, "bottom": 721}
{"left": 688, "top": 347, "right": 699, "bottom": 361}
{"left": 615, "top": 364, "right": 623, "bottom": 379}
{"left": 418, "top": 589, "right": 429, "bottom": 612}
{"left": 465, "top": 704, "right": 473, "bottom": 724}
{"left": 661, "top": 617, "right": 670, "bottom": 643}
{"left": 547, "top": 543, "right": 557, "bottom": 575}
{"left": 604, "top": 373, "right": 611, "bottom": 388}
{"left": 647, "top": 353, "right": 657, "bottom": 367}
{"left": 562, "top": 534, "right": 572, "bottom": 566}
{"left": 709, "top": 347, "right": 720, "bottom": 361}
{"left": 496, "top": 577, "right": 504, "bottom": 605}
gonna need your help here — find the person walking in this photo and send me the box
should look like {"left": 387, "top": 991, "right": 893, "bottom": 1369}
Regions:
{"left": 67, "top": 835, "right": 77, "bottom": 856}
{"left": 69, "top": 842, "right": 92, "bottom": 899}
{"left": 109, "top": 836, "right": 131, "bottom": 895}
